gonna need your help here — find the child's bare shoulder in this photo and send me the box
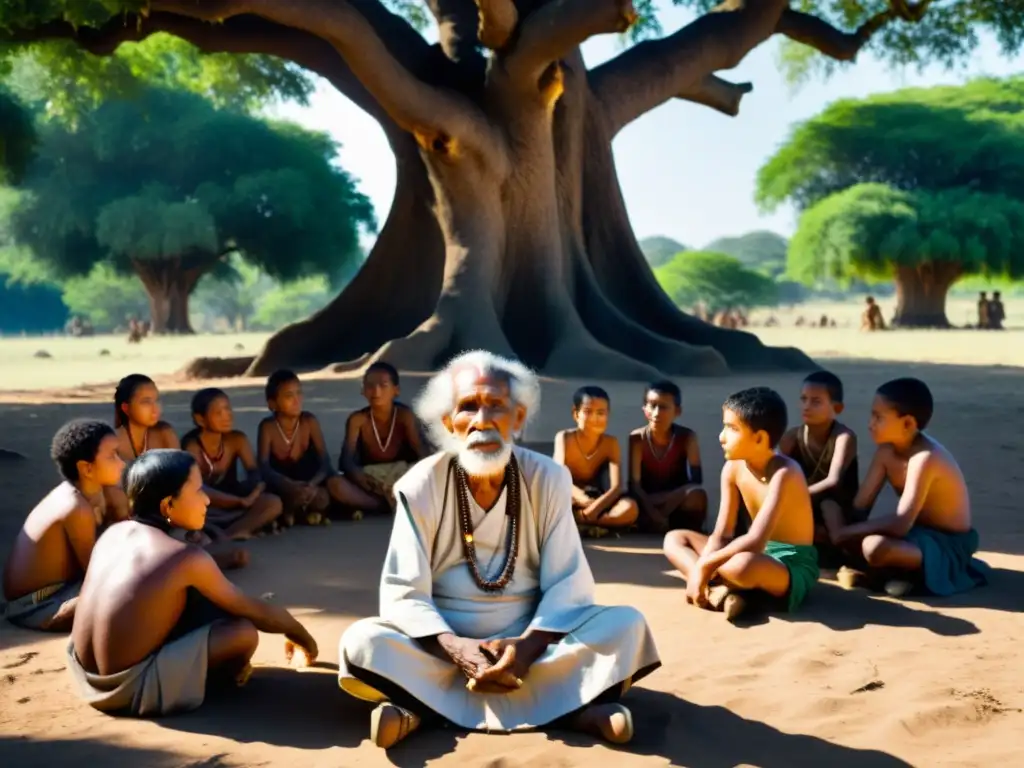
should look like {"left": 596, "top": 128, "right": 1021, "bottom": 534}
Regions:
{"left": 345, "top": 409, "right": 369, "bottom": 428}
{"left": 775, "top": 455, "right": 810, "bottom": 484}
{"left": 834, "top": 421, "right": 857, "bottom": 440}
{"left": 299, "top": 411, "right": 322, "bottom": 426}
{"left": 599, "top": 433, "right": 620, "bottom": 449}
{"left": 256, "top": 416, "right": 274, "bottom": 431}
{"left": 674, "top": 424, "right": 696, "bottom": 439}
{"left": 227, "top": 429, "right": 252, "bottom": 446}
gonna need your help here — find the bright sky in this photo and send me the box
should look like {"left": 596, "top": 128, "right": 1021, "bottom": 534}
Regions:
{"left": 274, "top": 6, "right": 1023, "bottom": 249}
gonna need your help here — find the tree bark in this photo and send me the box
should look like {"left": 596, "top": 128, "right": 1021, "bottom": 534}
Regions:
{"left": 891, "top": 263, "right": 961, "bottom": 328}
{"left": 133, "top": 259, "right": 207, "bottom": 334}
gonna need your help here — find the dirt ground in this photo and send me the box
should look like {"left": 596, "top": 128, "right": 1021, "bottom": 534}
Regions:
{"left": 1, "top": 356, "right": 1022, "bottom": 767}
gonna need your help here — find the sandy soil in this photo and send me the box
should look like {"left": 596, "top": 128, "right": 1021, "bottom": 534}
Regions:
{"left": 1, "top": 360, "right": 1022, "bottom": 767}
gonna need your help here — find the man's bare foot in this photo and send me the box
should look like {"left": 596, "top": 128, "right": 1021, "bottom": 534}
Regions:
{"left": 370, "top": 702, "right": 422, "bottom": 749}
{"left": 707, "top": 585, "right": 746, "bottom": 621}
{"left": 570, "top": 703, "right": 634, "bottom": 745}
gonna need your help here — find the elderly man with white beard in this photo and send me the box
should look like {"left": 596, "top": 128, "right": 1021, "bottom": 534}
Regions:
{"left": 337, "top": 351, "right": 661, "bottom": 749}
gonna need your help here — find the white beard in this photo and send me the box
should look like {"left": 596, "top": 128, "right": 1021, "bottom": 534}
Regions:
{"left": 439, "top": 429, "right": 513, "bottom": 478}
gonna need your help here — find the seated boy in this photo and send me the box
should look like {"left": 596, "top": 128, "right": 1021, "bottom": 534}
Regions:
{"left": 778, "top": 371, "right": 861, "bottom": 559}
{"left": 2, "top": 420, "right": 124, "bottom": 631}
{"left": 831, "top": 377, "right": 990, "bottom": 597}
{"left": 663, "top": 387, "right": 819, "bottom": 621}
{"left": 67, "top": 449, "right": 318, "bottom": 717}
{"left": 628, "top": 380, "right": 707, "bottom": 533}
{"left": 257, "top": 369, "right": 372, "bottom": 525}
{"left": 554, "top": 386, "right": 638, "bottom": 537}
{"left": 339, "top": 362, "right": 425, "bottom": 514}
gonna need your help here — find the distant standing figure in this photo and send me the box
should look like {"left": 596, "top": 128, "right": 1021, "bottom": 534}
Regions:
{"left": 988, "top": 291, "right": 1005, "bottom": 330}
{"left": 861, "top": 297, "right": 885, "bottom": 331}
{"left": 977, "top": 292, "right": 990, "bottom": 329}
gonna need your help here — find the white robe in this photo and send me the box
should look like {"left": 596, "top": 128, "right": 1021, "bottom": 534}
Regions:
{"left": 337, "top": 447, "right": 661, "bottom": 731}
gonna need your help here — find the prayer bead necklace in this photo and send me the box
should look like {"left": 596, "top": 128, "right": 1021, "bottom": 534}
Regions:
{"left": 372, "top": 408, "right": 397, "bottom": 453}
{"left": 453, "top": 456, "right": 521, "bottom": 593}
{"left": 645, "top": 427, "right": 674, "bottom": 461}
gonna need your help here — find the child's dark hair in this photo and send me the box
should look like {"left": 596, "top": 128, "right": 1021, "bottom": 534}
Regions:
{"left": 190, "top": 388, "right": 229, "bottom": 427}
{"left": 365, "top": 361, "right": 399, "bottom": 387}
{"left": 646, "top": 380, "right": 681, "bottom": 408}
{"left": 722, "top": 387, "right": 788, "bottom": 448}
{"left": 803, "top": 370, "right": 844, "bottom": 403}
{"left": 114, "top": 373, "right": 156, "bottom": 427}
{"left": 573, "top": 385, "right": 610, "bottom": 411}
{"left": 51, "top": 419, "right": 116, "bottom": 482}
{"left": 265, "top": 369, "right": 300, "bottom": 401}
{"left": 876, "top": 377, "right": 933, "bottom": 430}
{"left": 125, "top": 449, "right": 197, "bottom": 531}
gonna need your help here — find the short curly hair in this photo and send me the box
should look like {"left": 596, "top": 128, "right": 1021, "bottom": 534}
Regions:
{"left": 51, "top": 419, "right": 116, "bottom": 482}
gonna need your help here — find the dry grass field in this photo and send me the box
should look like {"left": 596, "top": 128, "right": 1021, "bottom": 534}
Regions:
{"left": 1, "top": 298, "right": 1021, "bottom": 767}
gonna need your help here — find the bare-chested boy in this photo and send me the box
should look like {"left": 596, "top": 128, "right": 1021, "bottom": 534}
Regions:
{"left": 663, "top": 387, "right": 820, "bottom": 621}
{"left": 339, "top": 362, "right": 425, "bottom": 515}
{"left": 67, "top": 449, "right": 318, "bottom": 717}
{"left": 2, "top": 420, "right": 124, "bottom": 631}
{"left": 832, "top": 377, "right": 991, "bottom": 597}
{"left": 554, "top": 386, "right": 638, "bottom": 536}
{"left": 628, "top": 380, "right": 707, "bottom": 533}
{"left": 778, "top": 371, "right": 862, "bottom": 559}
{"left": 257, "top": 369, "right": 369, "bottom": 525}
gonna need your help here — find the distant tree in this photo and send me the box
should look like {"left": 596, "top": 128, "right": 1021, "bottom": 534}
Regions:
{"left": 758, "top": 77, "right": 1024, "bottom": 327}
{"left": 639, "top": 236, "right": 687, "bottom": 269}
{"left": 655, "top": 250, "right": 778, "bottom": 313}
{"left": 704, "top": 230, "right": 788, "bottom": 277}
{"left": 61, "top": 264, "right": 150, "bottom": 332}
{"left": 252, "top": 277, "right": 333, "bottom": 331}
{"left": 9, "top": 87, "right": 375, "bottom": 333}
{"left": 191, "top": 257, "right": 274, "bottom": 331}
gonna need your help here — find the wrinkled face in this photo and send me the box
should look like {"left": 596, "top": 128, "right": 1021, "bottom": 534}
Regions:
{"left": 198, "top": 396, "right": 233, "bottom": 433}
{"left": 270, "top": 380, "right": 303, "bottom": 418}
{"left": 442, "top": 367, "right": 526, "bottom": 477}
{"left": 162, "top": 464, "right": 210, "bottom": 531}
{"left": 800, "top": 384, "right": 841, "bottom": 427}
{"left": 643, "top": 390, "right": 679, "bottom": 431}
{"left": 363, "top": 370, "right": 398, "bottom": 408}
{"left": 574, "top": 396, "right": 609, "bottom": 435}
{"left": 719, "top": 407, "right": 762, "bottom": 461}
{"left": 868, "top": 394, "right": 914, "bottom": 445}
{"left": 124, "top": 384, "right": 161, "bottom": 428}
{"left": 79, "top": 434, "right": 125, "bottom": 488}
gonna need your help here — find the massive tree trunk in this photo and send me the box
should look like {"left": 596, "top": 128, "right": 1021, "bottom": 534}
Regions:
{"left": 891, "top": 263, "right": 961, "bottom": 328}
{"left": 23, "top": 0, "right": 919, "bottom": 376}
{"left": 133, "top": 259, "right": 207, "bottom": 334}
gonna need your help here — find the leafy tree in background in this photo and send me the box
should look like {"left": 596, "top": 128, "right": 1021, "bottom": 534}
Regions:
{"left": 3, "top": 1, "right": 1020, "bottom": 374}
{"left": 704, "top": 230, "right": 788, "bottom": 277}
{"left": 61, "top": 264, "right": 150, "bottom": 331}
{"left": 252, "top": 277, "right": 334, "bottom": 331}
{"left": 655, "top": 250, "right": 777, "bottom": 313}
{"left": 639, "top": 235, "right": 687, "bottom": 268}
{"left": 7, "top": 87, "right": 375, "bottom": 333}
{"left": 758, "top": 77, "right": 1024, "bottom": 327}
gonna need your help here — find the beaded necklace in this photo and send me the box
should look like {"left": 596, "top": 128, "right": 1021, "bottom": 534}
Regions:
{"left": 452, "top": 455, "right": 521, "bottom": 592}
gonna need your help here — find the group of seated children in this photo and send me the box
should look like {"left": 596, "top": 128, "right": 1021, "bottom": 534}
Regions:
{"left": 552, "top": 373, "right": 990, "bottom": 622}
{"left": 1, "top": 361, "right": 423, "bottom": 634}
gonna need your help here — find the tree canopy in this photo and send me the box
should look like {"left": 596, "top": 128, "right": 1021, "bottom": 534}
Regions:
{"left": 5, "top": 86, "right": 375, "bottom": 332}
{"left": 655, "top": 250, "right": 778, "bottom": 312}
{"left": 758, "top": 76, "right": 1024, "bottom": 325}
{"left": 639, "top": 235, "right": 687, "bottom": 268}
{"left": 704, "top": 230, "right": 788, "bottom": 277}
{"left": 0, "top": 88, "right": 33, "bottom": 183}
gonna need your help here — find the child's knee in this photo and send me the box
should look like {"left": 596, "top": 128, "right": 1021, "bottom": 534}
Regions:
{"left": 861, "top": 535, "right": 891, "bottom": 566}
{"left": 684, "top": 487, "right": 708, "bottom": 510}
{"left": 261, "top": 493, "right": 283, "bottom": 516}
{"left": 618, "top": 498, "right": 639, "bottom": 526}
{"left": 721, "top": 551, "right": 758, "bottom": 578}
{"left": 215, "top": 618, "right": 259, "bottom": 658}
{"left": 663, "top": 529, "right": 691, "bottom": 552}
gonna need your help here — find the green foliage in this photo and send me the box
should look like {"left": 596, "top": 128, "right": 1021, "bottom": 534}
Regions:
{"left": 0, "top": 278, "right": 67, "bottom": 333}
{"left": 60, "top": 262, "right": 148, "bottom": 330}
{"left": 788, "top": 183, "right": 1024, "bottom": 285}
{"left": 655, "top": 250, "right": 778, "bottom": 312}
{"left": 252, "top": 276, "right": 333, "bottom": 330}
{"left": 9, "top": 87, "right": 375, "bottom": 288}
{"left": 639, "top": 235, "right": 687, "bottom": 268}
{"left": 704, "top": 230, "right": 788, "bottom": 277}
{"left": 191, "top": 255, "right": 274, "bottom": 330}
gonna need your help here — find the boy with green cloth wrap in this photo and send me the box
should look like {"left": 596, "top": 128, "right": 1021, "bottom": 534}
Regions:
{"left": 663, "top": 387, "right": 819, "bottom": 621}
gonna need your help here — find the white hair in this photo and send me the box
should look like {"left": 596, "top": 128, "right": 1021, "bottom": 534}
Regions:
{"left": 415, "top": 350, "right": 541, "bottom": 455}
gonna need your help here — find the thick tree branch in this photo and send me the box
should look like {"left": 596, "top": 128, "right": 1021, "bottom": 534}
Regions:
{"left": 508, "top": 0, "right": 637, "bottom": 80}
{"left": 680, "top": 74, "right": 753, "bottom": 116}
{"left": 154, "top": 0, "right": 500, "bottom": 158}
{"left": 589, "top": 0, "right": 787, "bottom": 136}
{"left": 475, "top": 0, "right": 518, "bottom": 50}
{"left": 427, "top": 0, "right": 485, "bottom": 66}
{"left": 775, "top": 1, "right": 934, "bottom": 62}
